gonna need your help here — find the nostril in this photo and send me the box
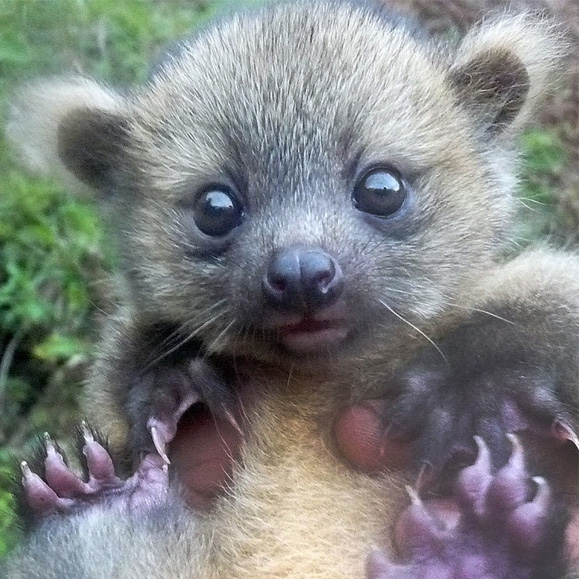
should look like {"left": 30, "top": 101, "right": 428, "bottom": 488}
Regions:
{"left": 312, "top": 264, "right": 334, "bottom": 290}
{"left": 300, "top": 250, "right": 341, "bottom": 293}
{"left": 262, "top": 250, "right": 301, "bottom": 310}
{"left": 268, "top": 273, "right": 288, "bottom": 293}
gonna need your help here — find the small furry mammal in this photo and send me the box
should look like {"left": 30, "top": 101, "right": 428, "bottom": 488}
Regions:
{"left": 4, "top": 0, "right": 579, "bottom": 577}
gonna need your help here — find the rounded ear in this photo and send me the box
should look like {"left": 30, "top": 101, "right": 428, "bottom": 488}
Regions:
{"left": 450, "top": 49, "right": 530, "bottom": 133}
{"left": 449, "top": 13, "right": 567, "bottom": 136}
{"left": 7, "top": 77, "right": 128, "bottom": 194}
{"left": 57, "top": 107, "right": 128, "bottom": 190}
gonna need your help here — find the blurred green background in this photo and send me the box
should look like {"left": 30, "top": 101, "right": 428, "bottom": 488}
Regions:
{"left": 0, "top": 0, "right": 576, "bottom": 559}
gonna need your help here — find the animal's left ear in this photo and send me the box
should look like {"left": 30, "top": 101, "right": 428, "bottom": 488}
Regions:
{"left": 449, "top": 14, "right": 567, "bottom": 136}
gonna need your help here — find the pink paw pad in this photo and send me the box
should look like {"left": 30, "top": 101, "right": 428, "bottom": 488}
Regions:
{"left": 20, "top": 424, "right": 168, "bottom": 525}
{"left": 368, "top": 436, "right": 567, "bottom": 579}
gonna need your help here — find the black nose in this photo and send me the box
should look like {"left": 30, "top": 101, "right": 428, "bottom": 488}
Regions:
{"left": 262, "top": 248, "right": 344, "bottom": 313}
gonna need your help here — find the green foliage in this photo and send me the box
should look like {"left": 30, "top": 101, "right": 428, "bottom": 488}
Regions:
{"left": 0, "top": 0, "right": 229, "bottom": 85}
{"left": 521, "top": 129, "right": 566, "bottom": 200}
{"left": 517, "top": 129, "right": 567, "bottom": 243}
{"left": 0, "top": 169, "right": 98, "bottom": 435}
{"left": 0, "top": 448, "right": 18, "bottom": 559}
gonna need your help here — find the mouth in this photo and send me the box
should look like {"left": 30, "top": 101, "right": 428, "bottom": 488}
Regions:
{"left": 270, "top": 308, "right": 349, "bottom": 355}
{"left": 279, "top": 320, "right": 348, "bottom": 354}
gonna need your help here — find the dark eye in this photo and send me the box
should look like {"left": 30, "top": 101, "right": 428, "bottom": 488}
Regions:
{"left": 193, "top": 188, "right": 243, "bottom": 236}
{"left": 353, "top": 167, "right": 407, "bottom": 217}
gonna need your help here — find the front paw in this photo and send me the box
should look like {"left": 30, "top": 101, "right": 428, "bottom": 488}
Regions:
{"left": 380, "top": 322, "right": 577, "bottom": 474}
{"left": 127, "top": 355, "right": 241, "bottom": 463}
{"left": 368, "top": 437, "right": 571, "bottom": 579}
{"left": 19, "top": 424, "right": 168, "bottom": 528}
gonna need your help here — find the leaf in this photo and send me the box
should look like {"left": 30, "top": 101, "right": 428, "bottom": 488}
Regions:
{"left": 33, "top": 333, "right": 86, "bottom": 362}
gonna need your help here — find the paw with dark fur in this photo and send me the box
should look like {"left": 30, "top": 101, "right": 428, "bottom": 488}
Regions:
{"left": 377, "top": 311, "right": 578, "bottom": 474}
{"left": 126, "top": 352, "right": 242, "bottom": 464}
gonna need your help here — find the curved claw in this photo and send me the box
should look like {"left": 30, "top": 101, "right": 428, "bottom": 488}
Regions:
{"left": 505, "top": 476, "right": 552, "bottom": 554}
{"left": 486, "top": 434, "right": 529, "bottom": 514}
{"left": 44, "top": 437, "right": 89, "bottom": 497}
{"left": 149, "top": 425, "right": 171, "bottom": 465}
{"left": 393, "top": 486, "right": 448, "bottom": 559}
{"left": 456, "top": 436, "right": 493, "bottom": 516}
{"left": 530, "top": 476, "right": 551, "bottom": 512}
{"left": 80, "top": 422, "right": 94, "bottom": 443}
{"left": 224, "top": 409, "right": 244, "bottom": 437}
{"left": 21, "top": 460, "right": 74, "bottom": 515}
{"left": 552, "top": 420, "right": 579, "bottom": 449}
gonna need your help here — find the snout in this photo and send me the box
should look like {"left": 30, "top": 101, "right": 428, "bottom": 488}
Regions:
{"left": 261, "top": 248, "right": 348, "bottom": 354}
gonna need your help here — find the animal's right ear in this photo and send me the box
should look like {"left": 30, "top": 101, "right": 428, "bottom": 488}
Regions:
{"left": 7, "top": 78, "right": 128, "bottom": 195}
{"left": 449, "top": 14, "right": 566, "bottom": 137}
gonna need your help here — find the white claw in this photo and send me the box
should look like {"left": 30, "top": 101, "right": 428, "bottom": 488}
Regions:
{"left": 81, "top": 421, "right": 95, "bottom": 443}
{"left": 553, "top": 421, "right": 579, "bottom": 449}
{"left": 43, "top": 433, "right": 59, "bottom": 458}
{"left": 507, "top": 432, "right": 524, "bottom": 456}
{"left": 405, "top": 485, "right": 422, "bottom": 506}
{"left": 531, "top": 476, "right": 551, "bottom": 508}
{"left": 473, "top": 435, "right": 488, "bottom": 453}
{"left": 43, "top": 432, "right": 57, "bottom": 454}
{"left": 504, "top": 433, "right": 526, "bottom": 473}
{"left": 506, "top": 433, "right": 523, "bottom": 454}
{"left": 150, "top": 425, "right": 171, "bottom": 465}
{"left": 20, "top": 460, "right": 32, "bottom": 478}
{"left": 473, "top": 435, "right": 492, "bottom": 470}
{"left": 43, "top": 433, "right": 67, "bottom": 466}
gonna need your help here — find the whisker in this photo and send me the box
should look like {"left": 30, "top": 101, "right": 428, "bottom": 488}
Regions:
{"left": 517, "top": 196, "right": 549, "bottom": 206}
{"left": 378, "top": 299, "right": 448, "bottom": 365}
{"left": 380, "top": 285, "right": 418, "bottom": 295}
{"left": 381, "top": 283, "right": 517, "bottom": 327}
{"left": 286, "top": 364, "right": 294, "bottom": 390}
{"left": 212, "top": 409, "right": 240, "bottom": 465}
{"left": 447, "top": 303, "right": 517, "bottom": 325}
{"left": 145, "top": 326, "right": 186, "bottom": 363}
{"left": 143, "top": 306, "right": 230, "bottom": 371}
{"left": 204, "top": 319, "right": 237, "bottom": 356}
{"left": 517, "top": 200, "right": 542, "bottom": 213}
{"left": 145, "top": 299, "right": 228, "bottom": 363}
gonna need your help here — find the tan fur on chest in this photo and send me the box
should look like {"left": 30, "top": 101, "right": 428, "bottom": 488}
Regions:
{"left": 202, "top": 385, "right": 405, "bottom": 578}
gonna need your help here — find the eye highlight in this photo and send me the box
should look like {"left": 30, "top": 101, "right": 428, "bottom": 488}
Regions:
{"left": 353, "top": 167, "right": 408, "bottom": 217}
{"left": 193, "top": 187, "right": 244, "bottom": 236}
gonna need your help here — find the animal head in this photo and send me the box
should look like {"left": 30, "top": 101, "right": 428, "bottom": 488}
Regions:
{"left": 7, "top": 1, "right": 564, "bottom": 365}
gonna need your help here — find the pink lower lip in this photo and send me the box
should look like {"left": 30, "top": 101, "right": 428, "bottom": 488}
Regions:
{"left": 278, "top": 320, "right": 349, "bottom": 354}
